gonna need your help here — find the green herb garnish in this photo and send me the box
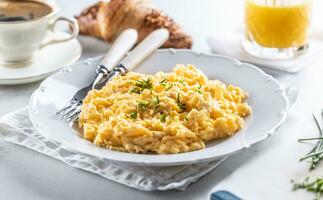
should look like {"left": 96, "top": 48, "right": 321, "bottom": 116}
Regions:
{"left": 129, "top": 112, "right": 137, "bottom": 120}
{"left": 138, "top": 101, "right": 150, "bottom": 111}
{"left": 160, "top": 113, "right": 167, "bottom": 122}
{"left": 160, "top": 78, "right": 168, "bottom": 86}
{"left": 299, "top": 114, "right": 323, "bottom": 170}
{"left": 136, "top": 78, "right": 153, "bottom": 91}
{"left": 292, "top": 177, "right": 323, "bottom": 200}
{"left": 179, "top": 79, "right": 185, "bottom": 84}
{"left": 292, "top": 112, "right": 323, "bottom": 199}
{"left": 159, "top": 78, "right": 173, "bottom": 91}
{"left": 152, "top": 95, "right": 160, "bottom": 109}
{"left": 129, "top": 87, "right": 141, "bottom": 94}
{"left": 178, "top": 103, "right": 186, "bottom": 111}
{"left": 196, "top": 83, "right": 202, "bottom": 94}
{"left": 176, "top": 93, "right": 186, "bottom": 112}
{"left": 165, "top": 83, "right": 173, "bottom": 91}
{"left": 129, "top": 78, "right": 153, "bottom": 94}
{"left": 153, "top": 95, "right": 160, "bottom": 105}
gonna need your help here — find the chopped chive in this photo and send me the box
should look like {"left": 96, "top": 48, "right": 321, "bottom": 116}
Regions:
{"left": 152, "top": 96, "right": 160, "bottom": 106}
{"left": 159, "top": 78, "right": 173, "bottom": 91}
{"left": 160, "top": 78, "right": 168, "bottom": 85}
{"left": 129, "top": 112, "right": 137, "bottom": 120}
{"left": 136, "top": 78, "right": 153, "bottom": 91}
{"left": 129, "top": 87, "right": 141, "bottom": 94}
{"left": 298, "top": 137, "right": 323, "bottom": 142}
{"left": 160, "top": 113, "right": 167, "bottom": 122}
{"left": 196, "top": 83, "right": 202, "bottom": 94}
{"left": 138, "top": 101, "right": 150, "bottom": 111}
{"left": 298, "top": 114, "right": 323, "bottom": 170}
{"left": 176, "top": 93, "right": 186, "bottom": 112}
{"left": 292, "top": 177, "right": 323, "bottom": 200}
{"left": 165, "top": 83, "right": 173, "bottom": 91}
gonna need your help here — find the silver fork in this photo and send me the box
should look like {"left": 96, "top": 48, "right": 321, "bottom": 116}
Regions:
{"left": 57, "top": 28, "right": 169, "bottom": 122}
{"left": 56, "top": 29, "right": 138, "bottom": 121}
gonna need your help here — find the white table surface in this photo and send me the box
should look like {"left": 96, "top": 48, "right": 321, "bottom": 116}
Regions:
{"left": 1, "top": 0, "right": 323, "bottom": 199}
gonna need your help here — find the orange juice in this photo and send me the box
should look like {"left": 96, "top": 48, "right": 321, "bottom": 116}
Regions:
{"left": 245, "top": 0, "right": 311, "bottom": 48}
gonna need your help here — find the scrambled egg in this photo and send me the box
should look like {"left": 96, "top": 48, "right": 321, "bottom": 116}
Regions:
{"left": 79, "top": 65, "right": 252, "bottom": 154}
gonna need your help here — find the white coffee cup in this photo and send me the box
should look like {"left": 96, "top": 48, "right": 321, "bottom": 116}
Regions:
{"left": 0, "top": 0, "right": 79, "bottom": 67}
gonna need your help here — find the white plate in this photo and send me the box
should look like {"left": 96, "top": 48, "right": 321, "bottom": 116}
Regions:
{"left": 0, "top": 32, "right": 82, "bottom": 85}
{"left": 29, "top": 49, "right": 289, "bottom": 166}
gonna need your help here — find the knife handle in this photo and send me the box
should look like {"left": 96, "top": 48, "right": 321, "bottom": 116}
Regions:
{"left": 99, "top": 29, "right": 138, "bottom": 72}
{"left": 92, "top": 29, "right": 138, "bottom": 88}
{"left": 119, "top": 28, "right": 169, "bottom": 72}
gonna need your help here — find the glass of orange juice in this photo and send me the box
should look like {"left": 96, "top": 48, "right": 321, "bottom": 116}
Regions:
{"left": 242, "top": 0, "right": 312, "bottom": 59}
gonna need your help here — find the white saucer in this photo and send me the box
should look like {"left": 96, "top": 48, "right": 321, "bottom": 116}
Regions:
{"left": 207, "top": 29, "right": 323, "bottom": 73}
{"left": 0, "top": 31, "right": 82, "bottom": 85}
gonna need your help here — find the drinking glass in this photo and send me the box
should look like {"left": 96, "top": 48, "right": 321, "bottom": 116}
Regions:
{"left": 242, "top": 0, "right": 312, "bottom": 59}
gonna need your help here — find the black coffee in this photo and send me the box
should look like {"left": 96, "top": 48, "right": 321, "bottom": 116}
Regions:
{"left": 0, "top": 0, "right": 52, "bottom": 22}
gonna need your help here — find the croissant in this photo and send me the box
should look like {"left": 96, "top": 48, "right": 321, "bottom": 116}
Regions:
{"left": 75, "top": 0, "right": 192, "bottom": 49}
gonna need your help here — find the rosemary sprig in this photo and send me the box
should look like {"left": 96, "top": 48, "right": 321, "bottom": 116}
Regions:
{"left": 292, "top": 177, "right": 323, "bottom": 200}
{"left": 299, "top": 114, "right": 323, "bottom": 170}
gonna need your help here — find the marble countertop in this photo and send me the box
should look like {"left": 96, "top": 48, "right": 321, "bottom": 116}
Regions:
{"left": 1, "top": 0, "right": 323, "bottom": 199}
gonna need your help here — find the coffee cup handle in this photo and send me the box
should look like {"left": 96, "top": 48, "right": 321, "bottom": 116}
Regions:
{"left": 40, "top": 17, "right": 79, "bottom": 48}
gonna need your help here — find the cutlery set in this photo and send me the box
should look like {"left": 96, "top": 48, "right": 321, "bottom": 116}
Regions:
{"left": 56, "top": 28, "right": 170, "bottom": 122}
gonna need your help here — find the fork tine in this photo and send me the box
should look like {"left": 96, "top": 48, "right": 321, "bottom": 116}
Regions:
{"left": 56, "top": 104, "right": 71, "bottom": 115}
{"left": 64, "top": 105, "right": 81, "bottom": 120}
{"left": 68, "top": 110, "right": 82, "bottom": 122}
{"left": 56, "top": 99, "right": 77, "bottom": 115}
{"left": 65, "top": 107, "right": 81, "bottom": 123}
{"left": 63, "top": 103, "right": 82, "bottom": 120}
{"left": 61, "top": 101, "right": 81, "bottom": 118}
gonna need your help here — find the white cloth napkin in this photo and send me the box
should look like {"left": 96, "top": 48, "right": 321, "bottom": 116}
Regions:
{"left": 207, "top": 29, "right": 323, "bottom": 73}
{"left": 0, "top": 107, "right": 227, "bottom": 191}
